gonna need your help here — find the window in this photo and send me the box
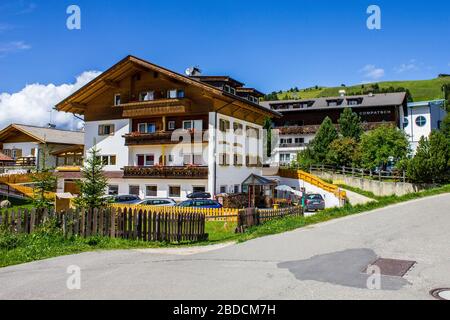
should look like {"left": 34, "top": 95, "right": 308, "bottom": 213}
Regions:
{"left": 295, "top": 137, "right": 305, "bottom": 144}
{"left": 220, "top": 185, "right": 227, "bottom": 194}
{"left": 167, "top": 89, "right": 184, "bottom": 99}
{"left": 101, "top": 155, "right": 116, "bottom": 166}
{"left": 280, "top": 154, "right": 291, "bottom": 163}
{"left": 234, "top": 154, "right": 243, "bottom": 166}
{"left": 219, "top": 119, "right": 230, "bottom": 132}
{"left": 139, "top": 91, "right": 154, "bottom": 101}
{"left": 193, "top": 154, "right": 203, "bottom": 165}
{"left": 137, "top": 154, "right": 154, "bottom": 166}
{"left": 183, "top": 120, "right": 202, "bottom": 131}
{"left": 138, "top": 123, "right": 156, "bottom": 133}
{"left": 114, "top": 94, "right": 121, "bottom": 106}
{"left": 98, "top": 124, "right": 115, "bottom": 136}
{"left": 129, "top": 185, "right": 140, "bottom": 196}
{"left": 168, "top": 121, "right": 176, "bottom": 130}
{"left": 415, "top": 116, "right": 426, "bottom": 127}
{"left": 193, "top": 186, "right": 206, "bottom": 193}
{"left": 234, "top": 185, "right": 240, "bottom": 193}
{"left": 233, "top": 122, "right": 243, "bottom": 134}
{"left": 327, "top": 100, "right": 338, "bottom": 107}
{"left": 11, "top": 149, "right": 22, "bottom": 159}
{"left": 219, "top": 153, "right": 230, "bottom": 166}
{"left": 348, "top": 100, "right": 358, "bottom": 106}
{"left": 169, "top": 186, "right": 181, "bottom": 197}
{"left": 224, "top": 85, "right": 231, "bottom": 93}
{"left": 183, "top": 154, "right": 203, "bottom": 165}
{"left": 403, "top": 117, "right": 409, "bottom": 129}
{"left": 280, "top": 138, "right": 292, "bottom": 145}
{"left": 145, "top": 185, "right": 157, "bottom": 197}
{"left": 108, "top": 185, "right": 119, "bottom": 196}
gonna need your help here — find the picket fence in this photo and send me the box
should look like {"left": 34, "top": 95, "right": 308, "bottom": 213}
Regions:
{"left": 0, "top": 207, "right": 207, "bottom": 243}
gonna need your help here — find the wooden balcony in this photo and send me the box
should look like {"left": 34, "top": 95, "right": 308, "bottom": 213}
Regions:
{"left": 124, "top": 130, "right": 208, "bottom": 146}
{"left": 121, "top": 98, "right": 191, "bottom": 118}
{"left": 123, "top": 166, "right": 209, "bottom": 179}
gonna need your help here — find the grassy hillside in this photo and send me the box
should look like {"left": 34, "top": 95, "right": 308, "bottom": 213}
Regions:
{"left": 272, "top": 77, "right": 450, "bottom": 102}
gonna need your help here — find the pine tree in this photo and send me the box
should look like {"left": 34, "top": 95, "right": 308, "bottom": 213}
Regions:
{"left": 310, "top": 117, "right": 338, "bottom": 163}
{"left": 31, "top": 144, "right": 57, "bottom": 209}
{"left": 338, "top": 107, "right": 363, "bottom": 141}
{"left": 407, "top": 136, "right": 431, "bottom": 183}
{"left": 428, "top": 130, "right": 450, "bottom": 182}
{"left": 74, "top": 146, "right": 109, "bottom": 210}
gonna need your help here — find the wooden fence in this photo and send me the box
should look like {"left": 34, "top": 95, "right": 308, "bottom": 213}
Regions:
{"left": 309, "top": 164, "right": 407, "bottom": 183}
{"left": 112, "top": 204, "right": 240, "bottom": 222}
{"left": 0, "top": 207, "right": 207, "bottom": 243}
{"left": 236, "top": 206, "right": 304, "bottom": 232}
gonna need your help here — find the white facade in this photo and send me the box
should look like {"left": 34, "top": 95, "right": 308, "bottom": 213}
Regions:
{"left": 271, "top": 132, "right": 315, "bottom": 166}
{"left": 79, "top": 112, "right": 264, "bottom": 201}
{"left": 403, "top": 100, "right": 447, "bottom": 152}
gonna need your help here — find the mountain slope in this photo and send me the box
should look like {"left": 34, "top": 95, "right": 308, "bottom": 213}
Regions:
{"left": 272, "top": 77, "right": 450, "bottom": 102}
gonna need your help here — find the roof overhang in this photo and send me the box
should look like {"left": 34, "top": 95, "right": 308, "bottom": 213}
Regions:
{"left": 55, "top": 55, "right": 281, "bottom": 119}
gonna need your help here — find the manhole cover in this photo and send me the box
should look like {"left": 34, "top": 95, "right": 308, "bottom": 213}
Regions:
{"left": 430, "top": 288, "right": 450, "bottom": 300}
{"left": 365, "top": 258, "right": 416, "bottom": 277}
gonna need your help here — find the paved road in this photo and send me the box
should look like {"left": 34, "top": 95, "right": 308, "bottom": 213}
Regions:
{"left": 1, "top": 194, "right": 450, "bottom": 300}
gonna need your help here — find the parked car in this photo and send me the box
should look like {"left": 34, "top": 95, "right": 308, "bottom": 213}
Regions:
{"left": 304, "top": 194, "right": 325, "bottom": 212}
{"left": 136, "top": 198, "right": 177, "bottom": 207}
{"left": 176, "top": 199, "right": 223, "bottom": 209}
{"left": 186, "top": 192, "right": 211, "bottom": 199}
{"left": 104, "top": 194, "right": 142, "bottom": 204}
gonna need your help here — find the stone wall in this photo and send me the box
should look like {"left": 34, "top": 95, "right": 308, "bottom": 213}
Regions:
{"left": 311, "top": 170, "right": 434, "bottom": 197}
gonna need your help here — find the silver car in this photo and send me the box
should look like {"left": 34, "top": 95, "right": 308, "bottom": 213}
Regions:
{"left": 136, "top": 198, "right": 177, "bottom": 207}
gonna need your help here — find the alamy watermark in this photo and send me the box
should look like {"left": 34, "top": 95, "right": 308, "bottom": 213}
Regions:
{"left": 66, "top": 265, "right": 81, "bottom": 290}
{"left": 66, "top": 5, "right": 81, "bottom": 30}
{"left": 367, "top": 5, "right": 381, "bottom": 30}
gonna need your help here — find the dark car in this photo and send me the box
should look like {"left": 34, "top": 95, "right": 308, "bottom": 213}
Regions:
{"left": 187, "top": 192, "right": 211, "bottom": 199}
{"left": 176, "top": 199, "right": 223, "bottom": 209}
{"left": 304, "top": 194, "right": 325, "bottom": 212}
{"left": 105, "top": 194, "right": 142, "bottom": 204}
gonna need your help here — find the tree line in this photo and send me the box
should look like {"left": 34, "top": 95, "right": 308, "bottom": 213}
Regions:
{"left": 293, "top": 108, "right": 450, "bottom": 184}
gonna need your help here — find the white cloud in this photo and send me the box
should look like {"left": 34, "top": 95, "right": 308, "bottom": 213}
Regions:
{"left": 0, "top": 71, "right": 101, "bottom": 131}
{"left": 0, "top": 41, "right": 31, "bottom": 56}
{"left": 360, "top": 64, "right": 385, "bottom": 80}
{"left": 395, "top": 59, "right": 419, "bottom": 73}
{"left": 0, "top": 23, "right": 14, "bottom": 33}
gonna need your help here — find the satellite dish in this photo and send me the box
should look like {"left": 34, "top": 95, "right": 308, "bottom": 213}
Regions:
{"left": 185, "top": 66, "right": 201, "bottom": 76}
{"left": 185, "top": 67, "right": 194, "bottom": 76}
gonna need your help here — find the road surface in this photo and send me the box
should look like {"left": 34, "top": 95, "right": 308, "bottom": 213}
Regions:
{"left": 1, "top": 194, "right": 449, "bottom": 300}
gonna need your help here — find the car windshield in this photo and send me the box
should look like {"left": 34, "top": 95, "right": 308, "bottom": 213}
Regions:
{"left": 307, "top": 194, "right": 323, "bottom": 200}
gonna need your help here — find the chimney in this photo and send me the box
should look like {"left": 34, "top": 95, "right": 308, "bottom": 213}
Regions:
{"left": 339, "top": 89, "right": 346, "bottom": 97}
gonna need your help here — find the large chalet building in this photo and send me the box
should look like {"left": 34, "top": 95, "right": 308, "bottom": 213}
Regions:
{"left": 55, "top": 55, "right": 280, "bottom": 200}
{"left": 261, "top": 92, "right": 408, "bottom": 165}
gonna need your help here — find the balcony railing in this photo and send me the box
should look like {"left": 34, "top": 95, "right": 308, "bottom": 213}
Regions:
{"left": 0, "top": 157, "right": 36, "bottom": 167}
{"left": 123, "top": 166, "right": 209, "bottom": 179}
{"left": 124, "top": 130, "right": 208, "bottom": 146}
{"left": 121, "top": 98, "right": 191, "bottom": 117}
{"left": 278, "top": 143, "right": 308, "bottom": 148}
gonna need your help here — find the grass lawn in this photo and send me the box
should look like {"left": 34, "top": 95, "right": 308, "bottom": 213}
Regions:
{"left": 0, "top": 196, "right": 34, "bottom": 212}
{"left": 1, "top": 184, "right": 449, "bottom": 268}
{"left": 274, "top": 77, "right": 450, "bottom": 102}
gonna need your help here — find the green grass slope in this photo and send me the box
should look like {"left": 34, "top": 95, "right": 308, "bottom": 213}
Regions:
{"left": 274, "top": 77, "right": 450, "bottom": 102}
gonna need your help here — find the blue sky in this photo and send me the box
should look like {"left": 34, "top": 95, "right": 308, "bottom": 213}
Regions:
{"left": 1, "top": 0, "right": 450, "bottom": 94}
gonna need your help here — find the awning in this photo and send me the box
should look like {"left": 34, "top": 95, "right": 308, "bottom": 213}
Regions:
{"left": 242, "top": 174, "right": 277, "bottom": 187}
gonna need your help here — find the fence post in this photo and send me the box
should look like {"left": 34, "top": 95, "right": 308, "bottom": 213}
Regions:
{"left": 342, "top": 166, "right": 345, "bottom": 175}
{"left": 402, "top": 171, "right": 406, "bottom": 183}
{"left": 110, "top": 207, "right": 116, "bottom": 238}
{"left": 379, "top": 170, "right": 381, "bottom": 181}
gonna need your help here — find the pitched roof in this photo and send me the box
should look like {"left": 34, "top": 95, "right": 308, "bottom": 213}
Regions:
{"left": 0, "top": 124, "right": 84, "bottom": 145}
{"left": 55, "top": 55, "right": 280, "bottom": 118}
{"left": 260, "top": 92, "right": 407, "bottom": 112}
{"left": 0, "top": 152, "right": 13, "bottom": 162}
